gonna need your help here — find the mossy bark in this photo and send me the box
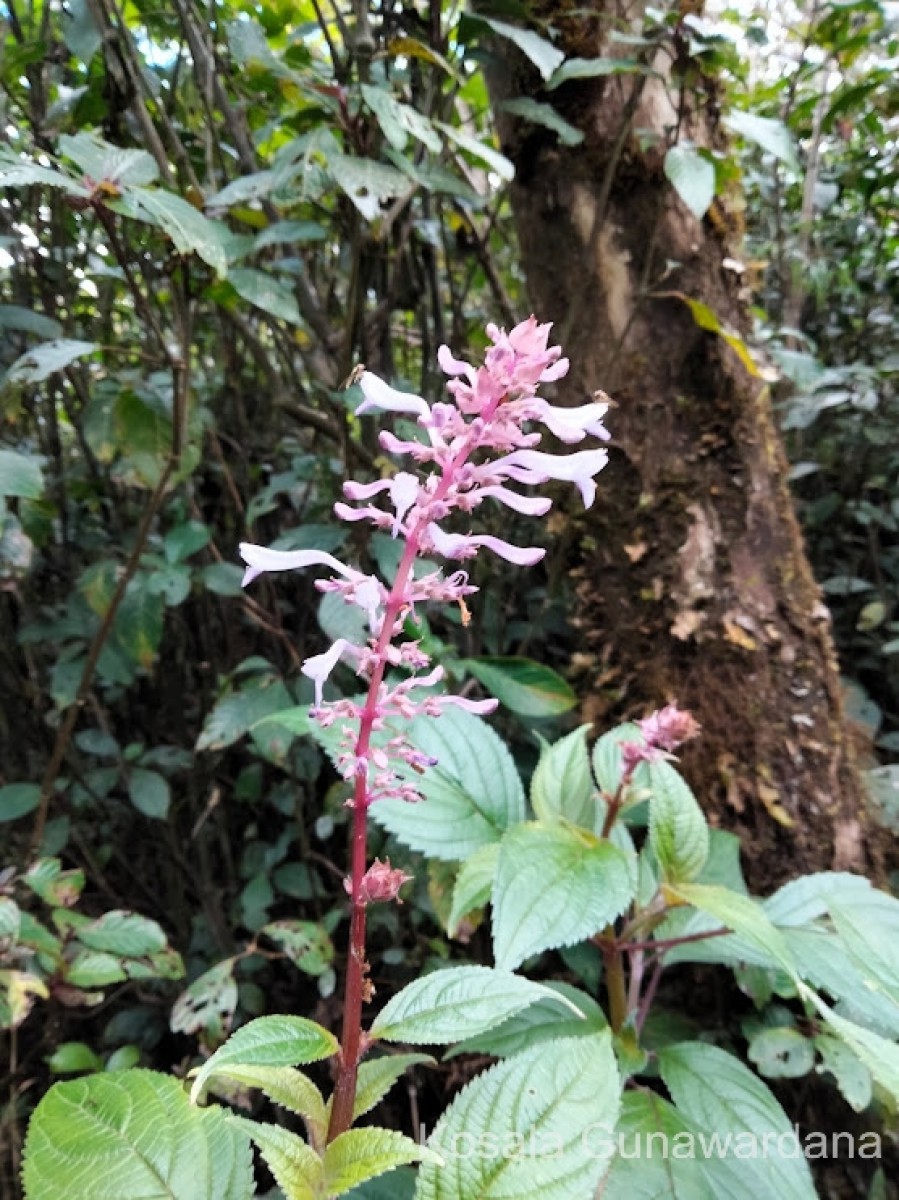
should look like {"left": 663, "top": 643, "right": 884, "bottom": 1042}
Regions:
{"left": 488, "top": 8, "right": 880, "bottom": 892}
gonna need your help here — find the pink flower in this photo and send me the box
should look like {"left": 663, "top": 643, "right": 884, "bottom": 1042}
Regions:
{"left": 425, "top": 523, "right": 546, "bottom": 566}
{"left": 621, "top": 703, "right": 701, "bottom": 772}
{"left": 350, "top": 858, "right": 414, "bottom": 904}
{"left": 356, "top": 372, "right": 430, "bottom": 419}
{"left": 493, "top": 447, "right": 610, "bottom": 508}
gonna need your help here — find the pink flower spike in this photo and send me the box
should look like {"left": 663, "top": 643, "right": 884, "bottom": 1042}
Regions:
{"left": 356, "top": 371, "right": 430, "bottom": 419}
{"left": 426, "top": 523, "right": 546, "bottom": 566}
{"left": 437, "top": 344, "right": 476, "bottom": 380}
{"left": 239, "top": 543, "right": 360, "bottom": 587}
{"left": 343, "top": 478, "right": 393, "bottom": 501}
{"left": 302, "top": 638, "right": 355, "bottom": 707}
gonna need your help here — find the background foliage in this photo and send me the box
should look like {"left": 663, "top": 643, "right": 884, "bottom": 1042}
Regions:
{"left": 1, "top": 0, "right": 898, "bottom": 1195}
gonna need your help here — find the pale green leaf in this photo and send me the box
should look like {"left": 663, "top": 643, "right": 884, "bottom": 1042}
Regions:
{"left": 171, "top": 959, "right": 239, "bottom": 1038}
{"left": 659, "top": 1042, "right": 817, "bottom": 1200}
{"left": 435, "top": 122, "right": 514, "bottom": 182}
{"left": 725, "top": 110, "right": 800, "bottom": 173}
{"left": 493, "top": 823, "right": 633, "bottom": 970}
{"left": 114, "top": 189, "right": 229, "bottom": 276}
{"left": 76, "top": 911, "right": 167, "bottom": 957}
{"left": 747, "top": 1026, "right": 815, "bottom": 1079}
{"left": 323, "top": 1128, "right": 436, "bottom": 1197}
{"left": 197, "top": 677, "right": 293, "bottom": 752}
{"left": 600, "top": 1091, "right": 716, "bottom": 1200}
{"left": 447, "top": 844, "right": 498, "bottom": 937}
{"left": 415, "top": 1032, "right": 620, "bottom": 1200}
{"left": 127, "top": 768, "right": 170, "bottom": 820}
{"left": 814, "top": 1034, "right": 873, "bottom": 1112}
{"left": 0, "top": 306, "right": 62, "bottom": 339}
{"left": 448, "top": 981, "right": 607, "bottom": 1059}
{"left": 361, "top": 85, "right": 441, "bottom": 153}
{"left": 671, "top": 882, "right": 796, "bottom": 978}
{"left": 206, "top": 1064, "right": 326, "bottom": 1134}
{"left": 0, "top": 450, "right": 44, "bottom": 499}
{"left": 227, "top": 1115, "right": 321, "bottom": 1200}
{"left": 373, "top": 707, "right": 526, "bottom": 861}
{"left": 499, "top": 97, "right": 584, "bottom": 146}
{"left": 228, "top": 268, "right": 302, "bottom": 325}
{"left": 461, "top": 656, "right": 577, "bottom": 717}
{"left": 190, "top": 1015, "right": 337, "bottom": 1103}
{"left": 808, "top": 994, "right": 899, "bottom": 1104}
{"left": 370, "top": 965, "right": 578, "bottom": 1044}
{"left": 828, "top": 888, "right": 899, "bottom": 1003}
{"left": 591, "top": 723, "right": 650, "bottom": 799}
{"left": 664, "top": 145, "right": 716, "bottom": 220}
{"left": 329, "top": 155, "right": 412, "bottom": 221}
{"left": 477, "top": 17, "right": 564, "bottom": 81}
{"left": 648, "top": 761, "right": 709, "bottom": 884}
{"left": 5, "top": 339, "right": 98, "bottom": 384}
{"left": 0, "top": 154, "right": 90, "bottom": 197}
{"left": 59, "top": 133, "right": 159, "bottom": 187}
{"left": 348, "top": 1054, "right": 434, "bottom": 1123}
{"left": 530, "top": 725, "right": 594, "bottom": 828}
{"left": 22, "top": 1070, "right": 254, "bottom": 1200}
{"left": 548, "top": 57, "right": 644, "bottom": 89}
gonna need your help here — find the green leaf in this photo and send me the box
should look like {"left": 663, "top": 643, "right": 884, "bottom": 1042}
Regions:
{"left": 260, "top": 919, "right": 333, "bottom": 975}
{"left": 361, "top": 85, "right": 441, "bottom": 153}
{"left": 477, "top": 17, "right": 564, "bottom": 81}
{"left": 747, "top": 1026, "right": 815, "bottom": 1079}
{"left": 659, "top": 1042, "right": 817, "bottom": 1200}
{"left": 670, "top": 882, "right": 796, "bottom": 977}
{"left": 25, "top": 858, "right": 84, "bottom": 905}
{"left": 114, "top": 582, "right": 165, "bottom": 670}
{"left": 415, "top": 1032, "right": 620, "bottom": 1200}
{"left": 0, "top": 898, "right": 21, "bottom": 940}
{"left": 205, "top": 1064, "right": 327, "bottom": 1134}
{"left": 227, "top": 1115, "right": 321, "bottom": 1200}
{"left": 600, "top": 1090, "right": 716, "bottom": 1200}
{"left": 499, "top": 97, "right": 584, "bottom": 146}
{"left": 530, "top": 725, "right": 594, "bottom": 828}
{"left": 448, "top": 981, "right": 607, "bottom": 1059}
{"left": 64, "top": 949, "right": 127, "bottom": 988}
{"left": 0, "top": 450, "right": 44, "bottom": 499}
{"left": 59, "top": 133, "right": 159, "bottom": 187}
{"left": 254, "top": 220, "right": 329, "bottom": 250}
{"left": 370, "top": 965, "right": 579, "bottom": 1044}
{"left": 435, "top": 122, "right": 514, "bottom": 182}
{"left": 0, "top": 782, "right": 41, "bottom": 822}
{"left": 0, "top": 154, "right": 90, "bottom": 197}
{"left": 190, "top": 1015, "right": 338, "bottom": 1103}
{"left": 22, "top": 1070, "right": 254, "bottom": 1200}
{"left": 228, "top": 268, "right": 302, "bottom": 324}
{"left": 5, "top": 339, "right": 98, "bottom": 384}
{"left": 447, "top": 843, "right": 498, "bottom": 937}
{"left": 127, "top": 768, "right": 171, "bottom": 820}
{"left": 114, "top": 189, "right": 229, "bottom": 276}
{"left": 648, "top": 761, "right": 709, "bottom": 884}
{"left": 373, "top": 707, "right": 526, "bottom": 861}
{"left": 809, "top": 994, "right": 899, "bottom": 1105}
{"left": 814, "top": 1034, "right": 873, "bottom": 1112}
{"left": 197, "top": 676, "right": 293, "bottom": 752}
{"left": 548, "top": 57, "right": 643, "bottom": 89}
{"left": 461, "top": 657, "right": 577, "bottom": 717}
{"left": 725, "top": 110, "right": 800, "bottom": 173}
{"left": 493, "top": 823, "right": 633, "bottom": 970}
{"left": 46, "top": 1042, "right": 104, "bottom": 1074}
{"left": 0, "top": 305, "right": 62, "bottom": 339}
{"left": 324, "top": 1128, "right": 436, "bottom": 1197}
{"left": 201, "top": 562, "right": 245, "bottom": 596}
{"left": 827, "top": 887, "right": 899, "bottom": 1003}
{"left": 348, "top": 1054, "right": 434, "bottom": 1122}
{"left": 171, "top": 959, "right": 239, "bottom": 1038}
{"left": 329, "top": 156, "right": 412, "bottom": 221}
{"left": 76, "top": 911, "right": 167, "bottom": 957}
{"left": 664, "top": 145, "right": 716, "bottom": 220}
{"left": 591, "top": 723, "right": 649, "bottom": 798}
{"left": 164, "top": 521, "right": 210, "bottom": 564}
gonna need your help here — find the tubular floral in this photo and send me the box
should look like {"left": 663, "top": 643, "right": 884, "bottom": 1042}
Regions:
{"left": 239, "top": 316, "right": 610, "bottom": 1141}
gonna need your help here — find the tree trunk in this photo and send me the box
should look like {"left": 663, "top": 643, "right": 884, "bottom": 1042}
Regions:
{"left": 487, "top": 5, "right": 881, "bottom": 892}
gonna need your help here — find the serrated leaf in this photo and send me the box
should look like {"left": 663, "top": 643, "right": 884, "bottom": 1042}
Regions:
{"left": 809, "top": 994, "right": 899, "bottom": 1104}
{"left": 228, "top": 268, "right": 302, "bottom": 324}
{"left": 370, "top": 965, "right": 579, "bottom": 1044}
{"left": 448, "top": 844, "right": 498, "bottom": 937}
{"left": 0, "top": 155, "right": 90, "bottom": 196}
{"left": 324, "top": 1128, "right": 436, "bottom": 1197}
{"left": 725, "top": 110, "right": 800, "bottom": 173}
{"left": 372, "top": 707, "right": 526, "bottom": 860}
{"left": 530, "top": 725, "right": 594, "bottom": 828}
{"left": 461, "top": 656, "right": 576, "bottom": 717}
{"left": 5, "top": 339, "right": 98, "bottom": 384}
{"left": 207, "top": 1064, "right": 327, "bottom": 1135}
{"left": 127, "top": 767, "right": 171, "bottom": 820}
{"left": 664, "top": 145, "right": 716, "bottom": 220}
{"left": 227, "top": 1115, "right": 321, "bottom": 1200}
{"left": 347, "top": 1054, "right": 434, "bottom": 1122}
{"left": 448, "top": 981, "right": 607, "bottom": 1059}
{"left": 493, "top": 823, "right": 633, "bottom": 970}
{"left": 648, "top": 761, "right": 709, "bottom": 883}
{"left": 499, "top": 97, "right": 584, "bottom": 146}
{"left": 191, "top": 1015, "right": 338, "bottom": 1103}
{"left": 22, "top": 1070, "right": 254, "bottom": 1200}
{"left": 76, "top": 911, "right": 167, "bottom": 957}
{"left": 416, "top": 1032, "right": 620, "bottom": 1200}
{"left": 600, "top": 1090, "right": 716, "bottom": 1200}
{"left": 670, "top": 882, "right": 796, "bottom": 977}
{"left": 477, "top": 16, "right": 564, "bottom": 81}
{"left": 0, "top": 450, "right": 44, "bottom": 499}
{"left": 659, "top": 1042, "right": 817, "bottom": 1200}
{"left": 0, "top": 782, "right": 41, "bottom": 822}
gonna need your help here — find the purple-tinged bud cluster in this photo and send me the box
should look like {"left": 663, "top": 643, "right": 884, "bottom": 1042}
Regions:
{"left": 621, "top": 703, "right": 702, "bottom": 772}
{"left": 240, "top": 316, "right": 610, "bottom": 810}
